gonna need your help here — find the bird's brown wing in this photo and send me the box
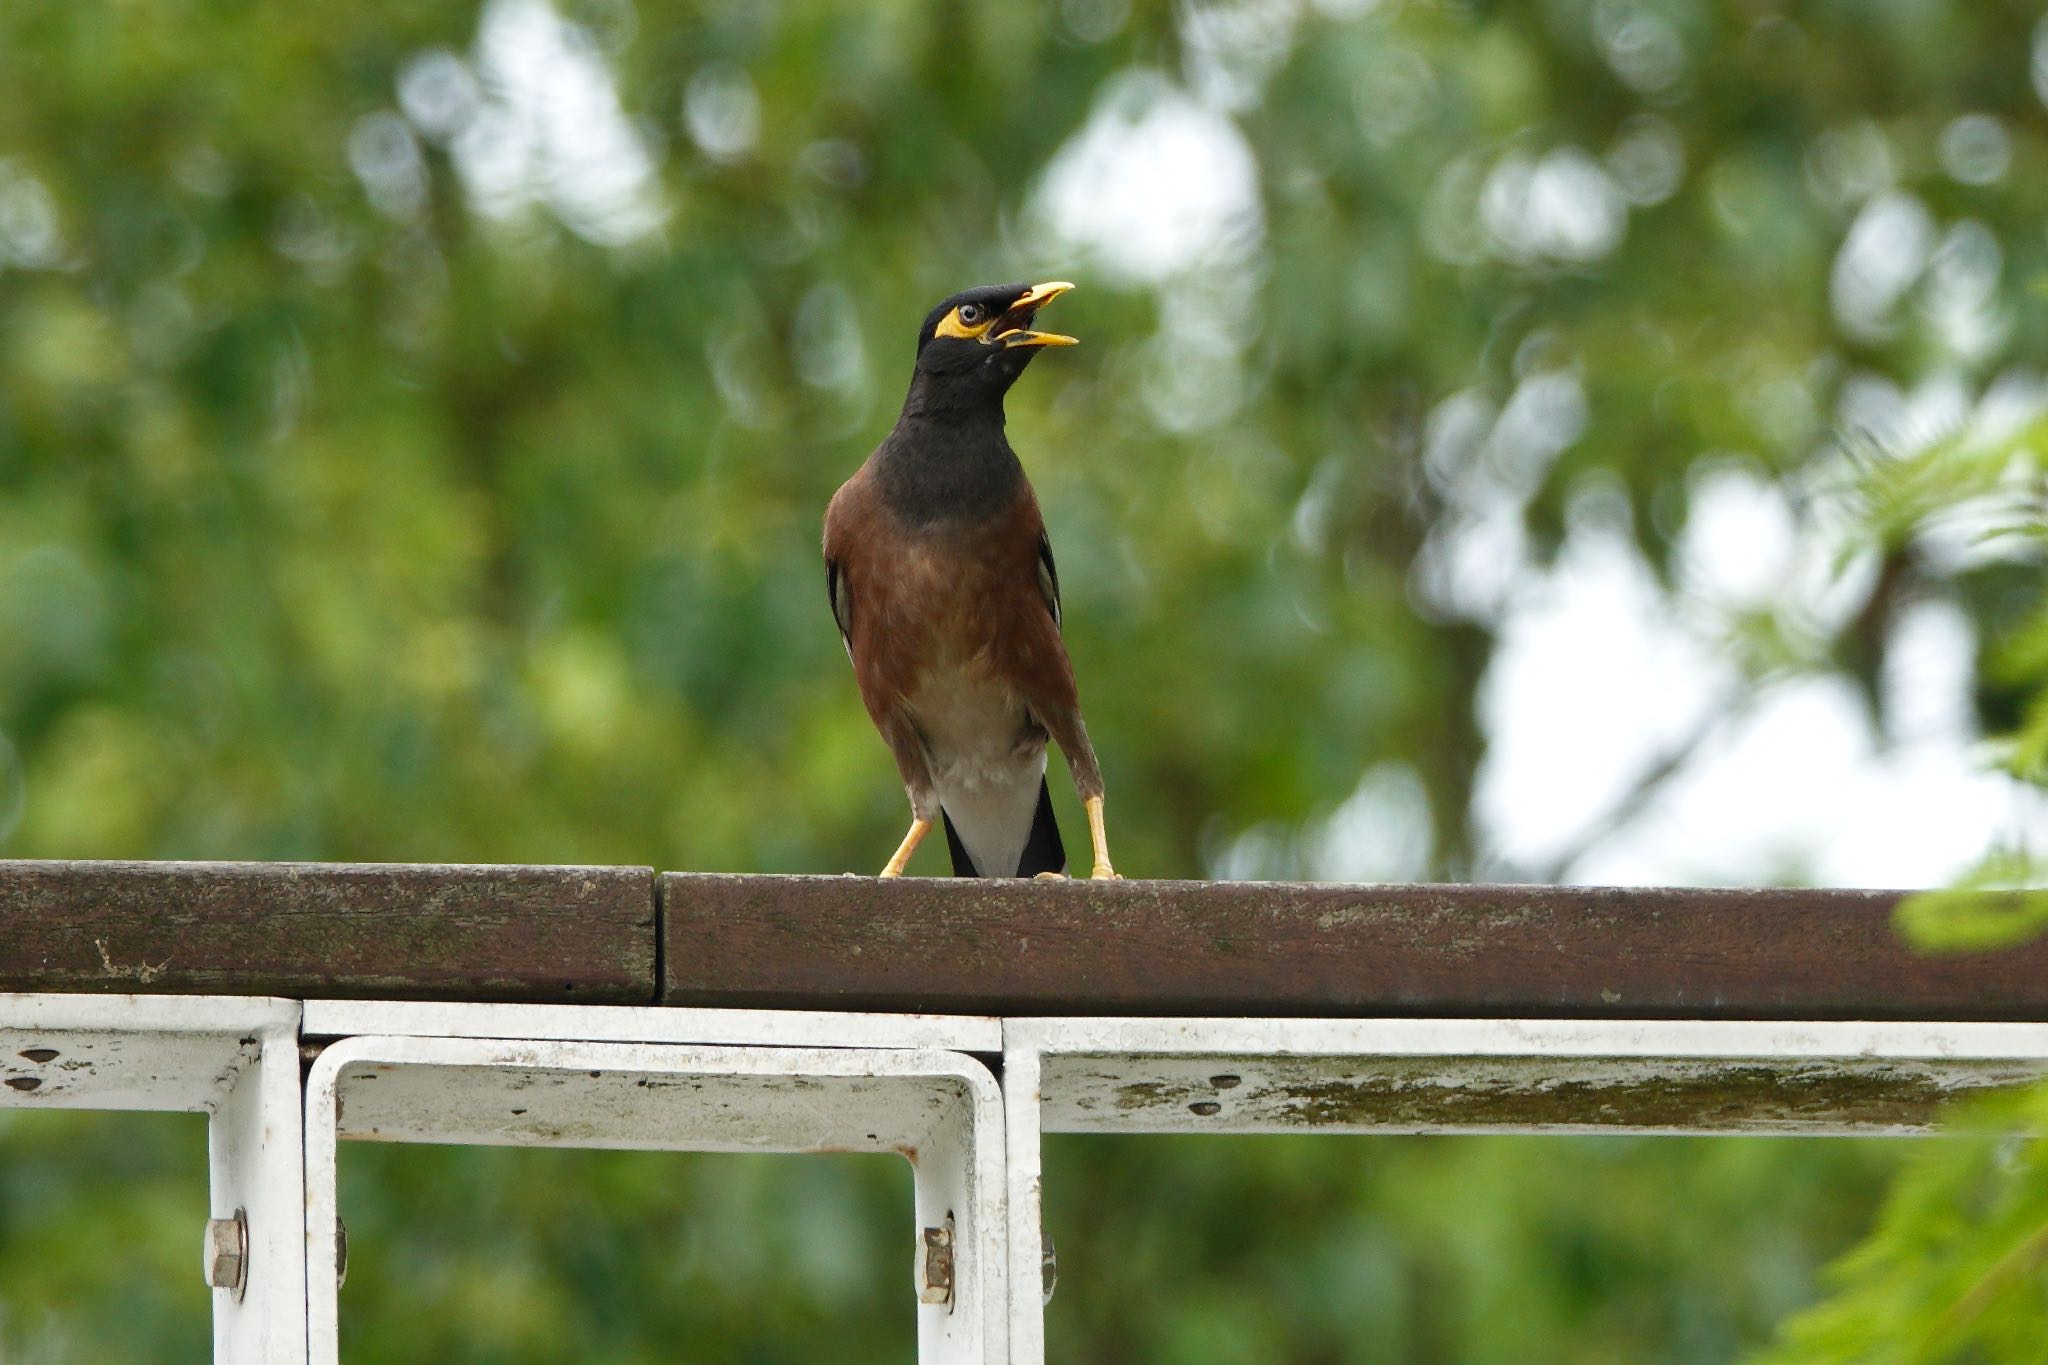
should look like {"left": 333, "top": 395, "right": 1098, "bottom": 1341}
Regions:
{"left": 824, "top": 469, "right": 941, "bottom": 813}
{"left": 825, "top": 475, "right": 882, "bottom": 700}
{"left": 823, "top": 463, "right": 868, "bottom": 663}
{"left": 993, "top": 489, "right": 1104, "bottom": 799}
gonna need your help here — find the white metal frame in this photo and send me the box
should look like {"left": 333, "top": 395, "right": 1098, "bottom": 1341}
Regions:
{"left": 1000, "top": 1017, "right": 2048, "bottom": 1364}
{"left": 300, "top": 998, "right": 1001, "bottom": 1052}
{"left": 303, "top": 1018, "right": 1007, "bottom": 1364}
{"left": 13, "top": 997, "right": 2048, "bottom": 1365}
{"left": 0, "top": 993, "right": 306, "bottom": 1363}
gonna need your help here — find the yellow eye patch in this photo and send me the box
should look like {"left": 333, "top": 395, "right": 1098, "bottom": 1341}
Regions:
{"left": 933, "top": 307, "right": 994, "bottom": 340}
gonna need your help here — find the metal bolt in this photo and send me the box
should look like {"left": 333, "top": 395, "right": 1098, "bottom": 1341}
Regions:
{"left": 1189, "top": 1100, "right": 1222, "bottom": 1116}
{"left": 204, "top": 1209, "right": 248, "bottom": 1299}
{"left": 916, "top": 1214, "right": 955, "bottom": 1307}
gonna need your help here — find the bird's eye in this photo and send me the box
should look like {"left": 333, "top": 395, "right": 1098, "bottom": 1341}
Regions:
{"left": 957, "top": 303, "right": 982, "bottom": 325}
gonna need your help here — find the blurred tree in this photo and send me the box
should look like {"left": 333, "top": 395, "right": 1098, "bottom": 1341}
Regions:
{"left": 1, "top": 0, "right": 2043, "bottom": 1359}
{"left": 1756, "top": 391, "right": 2048, "bottom": 1364}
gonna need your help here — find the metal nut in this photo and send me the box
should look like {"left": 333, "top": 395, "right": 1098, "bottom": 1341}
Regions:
{"left": 204, "top": 1209, "right": 248, "bottom": 1298}
{"left": 916, "top": 1214, "right": 955, "bottom": 1307}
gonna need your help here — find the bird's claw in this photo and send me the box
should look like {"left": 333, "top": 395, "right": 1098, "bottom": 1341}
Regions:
{"left": 1090, "top": 864, "right": 1120, "bottom": 881}
{"left": 1033, "top": 871, "right": 1068, "bottom": 881}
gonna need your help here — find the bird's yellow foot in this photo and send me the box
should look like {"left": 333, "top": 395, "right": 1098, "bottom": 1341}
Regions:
{"left": 1084, "top": 796, "right": 1121, "bottom": 881}
{"left": 880, "top": 817, "right": 932, "bottom": 878}
{"left": 1033, "top": 871, "right": 1068, "bottom": 881}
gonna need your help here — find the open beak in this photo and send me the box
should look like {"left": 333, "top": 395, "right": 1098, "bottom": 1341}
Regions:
{"left": 991, "top": 281, "right": 1078, "bottom": 349}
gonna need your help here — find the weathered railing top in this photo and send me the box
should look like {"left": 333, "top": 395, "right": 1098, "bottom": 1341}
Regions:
{"left": 2, "top": 860, "right": 2043, "bottom": 1019}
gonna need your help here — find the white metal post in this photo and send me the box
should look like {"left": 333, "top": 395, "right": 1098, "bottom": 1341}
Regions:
{"left": 304, "top": 1034, "right": 1007, "bottom": 1364}
{"left": 0, "top": 993, "right": 306, "bottom": 1364}
{"left": 1001, "top": 1044, "right": 1047, "bottom": 1365}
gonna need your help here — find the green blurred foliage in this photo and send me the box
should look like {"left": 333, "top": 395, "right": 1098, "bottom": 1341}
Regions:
{"left": 1759, "top": 1091, "right": 2048, "bottom": 1365}
{"left": 1050, "top": 1134, "right": 1899, "bottom": 1365}
{"left": 1764, "top": 346, "right": 2048, "bottom": 1364}
{"left": 2, "top": 0, "right": 2045, "bottom": 1359}
{"left": 1896, "top": 853, "right": 2048, "bottom": 952}
{"left": 0, "top": 1113, "right": 210, "bottom": 1363}
{"left": 2, "top": 0, "right": 2038, "bottom": 879}
{"left": 333, "top": 1147, "right": 914, "bottom": 1362}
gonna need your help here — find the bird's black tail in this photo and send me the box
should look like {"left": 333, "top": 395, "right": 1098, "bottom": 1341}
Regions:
{"left": 942, "top": 778, "right": 1066, "bottom": 877}
{"left": 1017, "top": 778, "right": 1066, "bottom": 876}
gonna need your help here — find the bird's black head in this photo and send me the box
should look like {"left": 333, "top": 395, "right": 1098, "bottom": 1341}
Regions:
{"left": 904, "top": 281, "right": 1076, "bottom": 415}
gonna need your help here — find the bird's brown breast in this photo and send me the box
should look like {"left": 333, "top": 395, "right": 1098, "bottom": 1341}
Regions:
{"left": 824, "top": 467, "right": 1071, "bottom": 730}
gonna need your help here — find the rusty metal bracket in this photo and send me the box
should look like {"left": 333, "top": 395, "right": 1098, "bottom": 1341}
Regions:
{"left": 917, "top": 1213, "right": 955, "bottom": 1307}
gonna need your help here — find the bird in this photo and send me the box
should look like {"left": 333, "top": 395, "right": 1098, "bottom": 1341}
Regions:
{"left": 823, "top": 280, "right": 1119, "bottom": 880}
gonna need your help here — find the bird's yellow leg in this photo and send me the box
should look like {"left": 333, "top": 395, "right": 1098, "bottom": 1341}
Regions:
{"left": 879, "top": 817, "right": 933, "bottom": 878}
{"left": 1085, "top": 795, "right": 1120, "bottom": 880}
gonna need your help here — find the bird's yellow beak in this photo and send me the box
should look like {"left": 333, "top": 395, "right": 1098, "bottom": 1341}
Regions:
{"left": 992, "top": 281, "right": 1078, "bottom": 349}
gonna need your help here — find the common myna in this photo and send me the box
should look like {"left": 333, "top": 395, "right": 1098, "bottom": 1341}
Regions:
{"left": 823, "top": 281, "right": 1119, "bottom": 880}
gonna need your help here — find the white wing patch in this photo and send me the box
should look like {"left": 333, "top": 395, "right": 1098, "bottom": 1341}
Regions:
{"left": 827, "top": 558, "right": 854, "bottom": 661}
{"left": 1036, "top": 533, "right": 1062, "bottom": 630}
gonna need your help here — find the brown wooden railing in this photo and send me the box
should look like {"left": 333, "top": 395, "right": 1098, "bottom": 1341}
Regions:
{"left": 4, "top": 861, "right": 2045, "bottom": 1019}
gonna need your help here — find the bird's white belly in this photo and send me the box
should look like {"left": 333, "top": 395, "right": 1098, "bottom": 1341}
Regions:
{"left": 907, "top": 665, "right": 1047, "bottom": 876}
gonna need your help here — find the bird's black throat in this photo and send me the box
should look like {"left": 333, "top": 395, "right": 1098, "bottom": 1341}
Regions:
{"left": 872, "top": 404, "right": 1023, "bottom": 527}
{"left": 874, "top": 315, "right": 1046, "bottom": 526}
